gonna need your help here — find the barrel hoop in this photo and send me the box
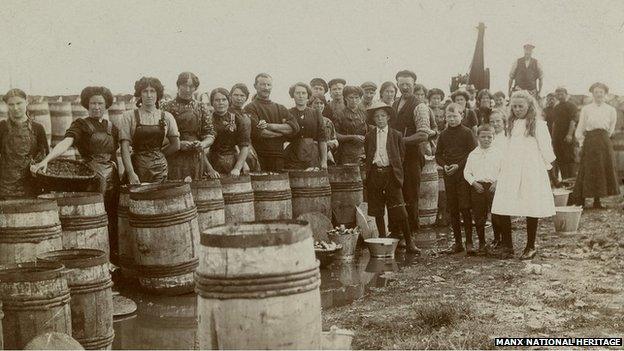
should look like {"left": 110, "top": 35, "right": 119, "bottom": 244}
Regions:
{"left": 0, "top": 199, "right": 58, "bottom": 213}
{"left": 69, "top": 278, "right": 113, "bottom": 295}
{"left": 420, "top": 172, "right": 438, "bottom": 182}
{"left": 3, "top": 291, "right": 71, "bottom": 311}
{"left": 290, "top": 185, "right": 332, "bottom": 198}
{"left": 135, "top": 258, "right": 199, "bottom": 278}
{"left": 0, "top": 224, "right": 62, "bottom": 243}
{"left": 201, "top": 228, "right": 311, "bottom": 248}
{"left": 195, "top": 268, "right": 320, "bottom": 300}
{"left": 129, "top": 206, "right": 197, "bottom": 228}
{"left": 27, "top": 109, "right": 50, "bottom": 117}
{"left": 118, "top": 207, "right": 128, "bottom": 217}
{"left": 129, "top": 183, "right": 191, "bottom": 200}
{"left": 222, "top": 191, "right": 254, "bottom": 204}
{"left": 253, "top": 189, "right": 292, "bottom": 201}
{"left": 330, "top": 181, "right": 363, "bottom": 192}
{"left": 419, "top": 208, "right": 438, "bottom": 216}
{"left": 195, "top": 199, "right": 225, "bottom": 212}
{"left": 77, "top": 332, "right": 115, "bottom": 349}
{"left": 37, "top": 249, "right": 108, "bottom": 268}
{"left": 220, "top": 175, "right": 251, "bottom": 185}
{"left": 60, "top": 213, "right": 108, "bottom": 231}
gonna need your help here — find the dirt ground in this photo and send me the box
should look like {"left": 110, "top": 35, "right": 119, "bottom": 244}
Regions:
{"left": 322, "top": 194, "right": 624, "bottom": 350}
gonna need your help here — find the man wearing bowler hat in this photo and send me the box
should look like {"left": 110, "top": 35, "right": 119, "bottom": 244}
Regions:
{"left": 508, "top": 43, "right": 544, "bottom": 98}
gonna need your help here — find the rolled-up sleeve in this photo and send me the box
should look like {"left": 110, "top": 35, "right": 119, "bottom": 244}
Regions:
{"left": 509, "top": 61, "right": 518, "bottom": 79}
{"left": 315, "top": 110, "right": 327, "bottom": 142}
{"left": 117, "top": 111, "right": 134, "bottom": 143}
{"left": 199, "top": 104, "right": 215, "bottom": 140}
{"left": 244, "top": 104, "right": 261, "bottom": 138}
{"left": 236, "top": 114, "right": 251, "bottom": 147}
{"left": 164, "top": 112, "right": 180, "bottom": 138}
{"left": 281, "top": 106, "right": 300, "bottom": 135}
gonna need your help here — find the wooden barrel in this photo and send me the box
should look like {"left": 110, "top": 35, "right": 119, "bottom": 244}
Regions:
{"left": 0, "top": 261, "right": 72, "bottom": 350}
{"left": 288, "top": 169, "right": 332, "bottom": 219}
{"left": 49, "top": 101, "right": 73, "bottom": 147}
{"left": 37, "top": 249, "right": 114, "bottom": 350}
{"left": 221, "top": 175, "right": 255, "bottom": 223}
{"left": 196, "top": 221, "right": 322, "bottom": 349}
{"left": 129, "top": 183, "right": 200, "bottom": 295}
{"left": 435, "top": 167, "right": 449, "bottom": 226}
{"left": 359, "top": 163, "right": 367, "bottom": 202}
{"left": 0, "top": 100, "right": 7, "bottom": 122}
{"left": 107, "top": 100, "right": 126, "bottom": 126}
{"left": 0, "top": 199, "right": 63, "bottom": 264}
{"left": 0, "top": 301, "right": 3, "bottom": 350}
{"left": 250, "top": 172, "right": 292, "bottom": 220}
{"left": 612, "top": 131, "right": 624, "bottom": 181}
{"left": 418, "top": 158, "right": 439, "bottom": 226}
{"left": 328, "top": 165, "right": 363, "bottom": 225}
{"left": 39, "top": 192, "right": 110, "bottom": 259}
{"left": 27, "top": 99, "right": 52, "bottom": 145}
{"left": 117, "top": 186, "right": 136, "bottom": 282}
{"left": 71, "top": 100, "right": 89, "bottom": 121}
{"left": 190, "top": 179, "right": 225, "bottom": 232}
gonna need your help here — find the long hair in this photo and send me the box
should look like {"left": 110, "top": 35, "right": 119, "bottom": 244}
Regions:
{"left": 507, "top": 90, "right": 540, "bottom": 137}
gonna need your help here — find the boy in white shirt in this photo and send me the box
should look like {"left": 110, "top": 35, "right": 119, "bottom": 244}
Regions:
{"left": 464, "top": 124, "right": 503, "bottom": 255}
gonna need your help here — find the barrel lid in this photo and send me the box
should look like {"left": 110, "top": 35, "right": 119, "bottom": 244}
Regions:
{"left": 37, "top": 249, "right": 108, "bottom": 268}
{"left": 0, "top": 261, "right": 65, "bottom": 282}
{"left": 39, "top": 192, "right": 103, "bottom": 206}
{"left": 201, "top": 220, "right": 312, "bottom": 248}
{"left": 189, "top": 179, "right": 222, "bottom": 188}
{"left": 285, "top": 169, "right": 329, "bottom": 178}
{"left": 129, "top": 182, "right": 191, "bottom": 200}
{"left": 249, "top": 172, "right": 289, "bottom": 181}
{"left": 0, "top": 198, "right": 58, "bottom": 214}
{"left": 220, "top": 174, "right": 251, "bottom": 184}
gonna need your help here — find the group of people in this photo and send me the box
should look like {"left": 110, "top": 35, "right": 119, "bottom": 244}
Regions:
{"left": 0, "top": 57, "right": 620, "bottom": 261}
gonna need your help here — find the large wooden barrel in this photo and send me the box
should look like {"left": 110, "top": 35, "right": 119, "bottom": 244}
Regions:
{"left": 27, "top": 99, "right": 52, "bottom": 145}
{"left": 328, "top": 165, "right": 363, "bottom": 225}
{"left": 0, "top": 199, "right": 63, "bottom": 264}
{"left": 435, "top": 167, "right": 449, "bottom": 226}
{"left": 196, "top": 221, "right": 321, "bottom": 349}
{"left": 221, "top": 175, "right": 255, "bottom": 223}
{"left": 38, "top": 249, "right": 114, "bottom": 350}
{"left": 359, "top": 163, "right": 367, "bottom": 202}
{"left": 288, "top": 169, "right": 332, "bottom": 219}
{"left": 0, "top": 301, "right": 3, "bottom": 350}
{"left": 49, "top": 101, "right": 73, "bottom": 146}
{"left": 117, "top": 186, "right": 136, "bottom": 282}
{"left": 129, "top": 183, "right": 200, "bottom": 295}
{"left": 250, "top": 172, "right": 292, "bottom": 220}
{"left": 107, "top": 100, "right": 126, "bottom": 126}
{"left": 39, "top": 192, "right": 110, "bottom": 259}
{"left": 418, "top": 158, "right": 439, "bottom": 226}
{"left": 0, "top": 261, "right": 72, "bottom": 350}
{"left": 190, "top": 179, "right": 225, "bottom": 232}
{"left": 612, "top": 131, "right": 624, "bottom": 181}
{"left": 0, "top": 100, "right": 7, "bottom": 122}
{"left": 71, "top": 100, "right": 89, "bottom": 121}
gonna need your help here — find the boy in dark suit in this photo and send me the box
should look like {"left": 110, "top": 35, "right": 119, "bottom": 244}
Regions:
{"left": 365, "top": 102, "right": 420, "bottom": 253}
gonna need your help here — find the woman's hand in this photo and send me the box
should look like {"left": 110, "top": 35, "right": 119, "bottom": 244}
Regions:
{"left": 229, "top": 168, "right": 240, "bottom": 177}
{"left": 206, "top": 169, "right": 221, "bottom": 179}
{"left": 472, "top": 182, "right": 484, "bottom": 193}
{"left": 320, "top": 161, "right": 328, "bottom": 170}
{"left": 30, "top": 160, "right": 49, "bottom": 175}
{"left": 353, "top": 135, "right": 365, "bottom": 143}
{"left": 179, "top": 141, "right": 192, "bottom": 151}
{"left": 128, "top": 172, "right": 141, "bottom": 185}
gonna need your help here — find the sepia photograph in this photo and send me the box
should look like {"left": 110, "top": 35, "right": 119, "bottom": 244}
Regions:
{"left": 0, "top": 0, "right": 623, "bottom": 349}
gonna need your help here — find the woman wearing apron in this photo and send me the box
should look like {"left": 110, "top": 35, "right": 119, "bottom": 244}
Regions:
{"left": 0, "top": 89, "right": 49, "bottom": 198}
{"left": 334, "top": 85, "right": 369, "bottom": 165}
{"left": 32, "top": 86, "right": 120, "bottom": 257}
{"left": 208, "top": 88, "right": 251, "bottom": 176}
{"left": 285, "top": 82, "right": 327, "bottom": 169}
{"left": 118, "top": 77, "right": 180, "bottom": 184}
{"left": 230, "top": 83, "right": 261, "bottom": 172}
{"left": 161, "top": 72, "right": 217, "bottom": 180}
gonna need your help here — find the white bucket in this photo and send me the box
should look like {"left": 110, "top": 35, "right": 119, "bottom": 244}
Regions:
{"left": 553, "top": 189, "right": 572, "bottom": 207}
{"left": 554, "top": 206, "right": 583, "bottom": 234}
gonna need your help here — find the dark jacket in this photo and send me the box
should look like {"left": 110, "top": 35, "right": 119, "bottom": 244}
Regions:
{"left": 364, "top": 126, "right": 405, "bottom": 186}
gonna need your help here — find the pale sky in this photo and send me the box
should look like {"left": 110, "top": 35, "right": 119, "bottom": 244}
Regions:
{"left": 2, "top": 0, "right": 623, "bottom": 105}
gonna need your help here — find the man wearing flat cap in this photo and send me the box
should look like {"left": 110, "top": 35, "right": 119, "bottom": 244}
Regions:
{"left": 310, "top": 78, "right": 329, "bottom": 98}
{"left": 359, "top": 81, "right": 378, "bottom": 111}
{"left": 508, "top": 43, "right": 543, "bottom": 98}
{"left": 323, "top": 78, "right": 347, "bottom": 122}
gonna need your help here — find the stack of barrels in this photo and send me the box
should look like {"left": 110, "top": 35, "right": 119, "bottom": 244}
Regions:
{"left": 328, "top": 165, "right": 363, "bottom": 226}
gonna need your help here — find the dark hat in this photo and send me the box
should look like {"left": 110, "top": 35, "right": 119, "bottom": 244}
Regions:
{"left": 310, "top": 78, "right": 328, "bottom": 92}
{"left": 360, "top": 81, "right": 377, "bottom": 91}
{"left": 395, "top": 70, "right": 417, "bottom": 82}
{"left": 554, "top": 87, "right": 568, "bottom": 94}
{"left": 366, "top": 101, "right": 395, "bottom": 125}
{"left": 523, "top": 43, "right": 535, "bottom": 49}
{"left": 328, "top": 78, "right": 347, "bottom": 88}
{"left": 451, "top": 89, "right": 470, "bottom": 102}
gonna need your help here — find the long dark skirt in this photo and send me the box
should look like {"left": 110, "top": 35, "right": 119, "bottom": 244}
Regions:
{"left": 571, "top": 129, "right": 620, "bottom": 200}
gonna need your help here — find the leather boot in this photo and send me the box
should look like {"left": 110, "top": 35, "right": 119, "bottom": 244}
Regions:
{"left": 404, "top": 232, "right": 421, "bottom": 254}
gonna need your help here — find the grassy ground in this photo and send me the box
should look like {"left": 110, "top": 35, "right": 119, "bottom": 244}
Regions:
{"left": 322, "top": 195, "right": 624, "bottom": 350}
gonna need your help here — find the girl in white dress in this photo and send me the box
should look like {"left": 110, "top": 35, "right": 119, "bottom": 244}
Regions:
{"left": 491, "top": 90, "right": 555, "bottom": 260}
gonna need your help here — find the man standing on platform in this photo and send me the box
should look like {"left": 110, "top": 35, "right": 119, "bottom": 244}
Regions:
{"left": 390, "top": 70, "right": 431, "bottom": 236}
{"left": 551, "top": 87, "right": 578, "bottom": 181}
{"left": 360, "top": 81, "right": 378, "bottom": 111}
{"left": 323, "top": 78, "right": 347, "bottom": 122}
{"left": 508, "top": 43, "right": 544, "bottom": 98}
{"left": 245, "top": 73, "right": 299, "bottom": 171}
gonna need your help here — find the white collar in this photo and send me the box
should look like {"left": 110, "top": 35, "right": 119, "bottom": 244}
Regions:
{"left": 377, "top": 127, "right": 387, "bottom": 133}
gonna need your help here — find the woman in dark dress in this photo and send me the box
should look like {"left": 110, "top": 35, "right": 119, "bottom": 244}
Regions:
{"left": 32, "top": 86, "right": 120, "bottom": 256}
{"left": 451, "top": 89, "right": 478, "bottom": 134}
{"left": 334, "top": 85, "right": 369, "bottom": 165}
{"left": 284, "top": 82, "right": 327, "bottom": 169}
{"left": 475, "top": 89, "right": 493, "bottom": 126}
{"left": 208, "top": 88, "right": 251, "bottom": 176}
{"left": 230, "top": 83, "right": 260, "bottom": 172}
{"left": 161, "top": 72, "right": 217, "bottom": 180}
{"left": 0, "top": 89, "right": 49, "bottom": 198}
